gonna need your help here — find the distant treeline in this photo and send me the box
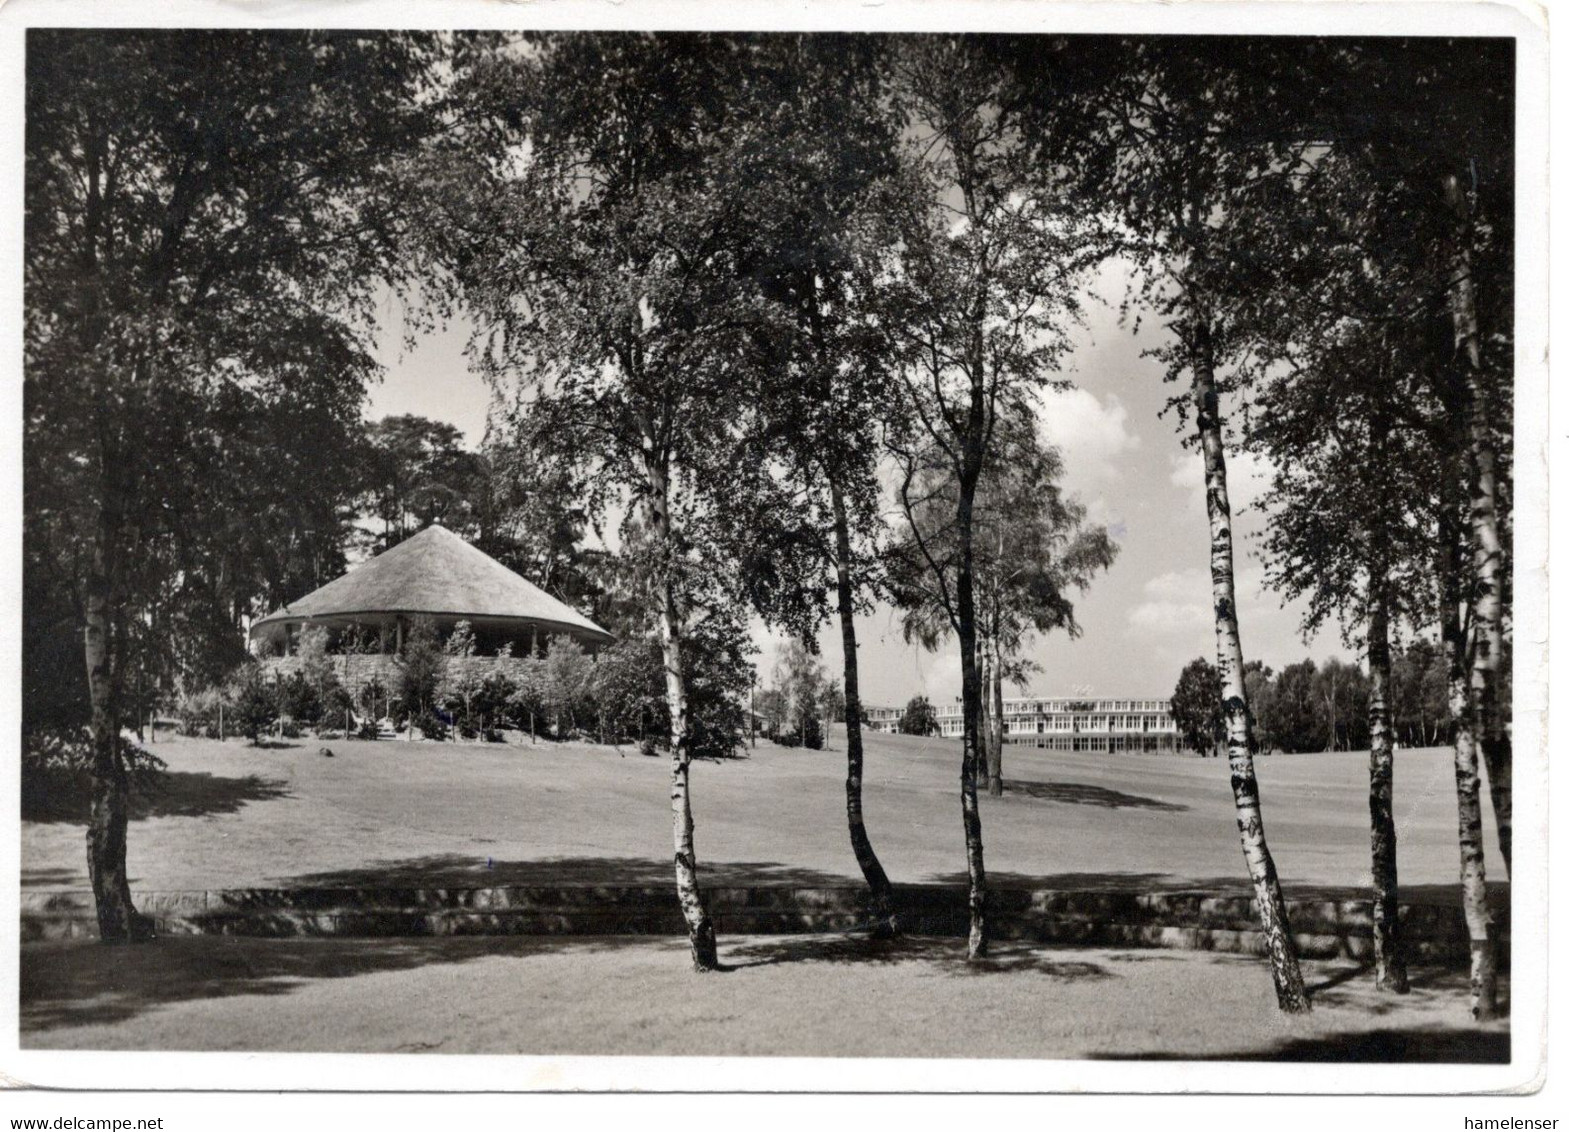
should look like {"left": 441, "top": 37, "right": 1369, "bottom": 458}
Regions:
{"left": 1172, "top": 640, "right": 1482, "bottom": 755}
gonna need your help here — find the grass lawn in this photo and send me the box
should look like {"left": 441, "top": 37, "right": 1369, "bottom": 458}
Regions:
{"left": 22, "top": 729, "right": 1501, "bottom": 897}
{"left": 20, "top": 730, "right": 1513, "bottom": 1062}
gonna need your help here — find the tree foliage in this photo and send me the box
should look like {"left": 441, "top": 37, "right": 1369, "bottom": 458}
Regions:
{"left": 899, "top": 695, "right": 940, "bottom": 737}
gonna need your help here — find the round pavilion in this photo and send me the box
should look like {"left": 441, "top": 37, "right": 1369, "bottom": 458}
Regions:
{"left": 249, "top": 524, "right": 613, "bottom": 660}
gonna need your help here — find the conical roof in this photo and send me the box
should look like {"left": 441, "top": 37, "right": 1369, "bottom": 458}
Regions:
{"left": 250, "top": 524, "right": 612, "bottom": 643}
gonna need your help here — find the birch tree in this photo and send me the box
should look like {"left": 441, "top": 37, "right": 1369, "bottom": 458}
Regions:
{"left": 1233, "top": 37, "right": 1513, "bottom": 1015}
{"left": 25, "top": 29, "right": 439, "bottom": 942}
{"left": 1016, "top": 37, "right": 1316, "bottom": 1011}
{"left": 437, "top": 33, "right": 785, "bottom": 970}
{"left": 892, "top": 418, "right": 1115, "bottom": 795}
{"left": 725, "top": 37, "right": 906, "bottom": 935}
{"left": 880, "top": 37, "right": 1099, "bottom": 958}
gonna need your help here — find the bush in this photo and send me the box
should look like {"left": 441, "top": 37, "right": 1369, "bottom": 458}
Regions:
{"left": 231, "top": 665, "right": 279, "bottom": 741}
{"left": 323, "top": 684, "right": 355, "bottom": 728}
{"left": 544, "top": 636, "right": 595, "bottom": 736}
{"left": 412, "top": 708, "right": 448, "bottom": 742}
{"left": 176, "top": 684, "right": 231, "bottom": 738}
{"left": 473, "top": 670, "right": 517, "bottom": 729}
{"left": 356, "top": 717, "right": 381, "bottom": 740}
{"left": 397, "top": 617, "right": 446, "bottom": 717}
{"left": 276, "top": 670, "right": 322, "bottom": 728}
{"left": 802, "top": 716, "right": 824, "bottom": 750}
{"left": 898, "top": 695, "right": 939, "bottom": 737}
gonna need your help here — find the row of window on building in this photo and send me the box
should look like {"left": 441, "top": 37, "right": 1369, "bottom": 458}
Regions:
{"left": 860, "top": 697, "right": 1190, "bottom": 752}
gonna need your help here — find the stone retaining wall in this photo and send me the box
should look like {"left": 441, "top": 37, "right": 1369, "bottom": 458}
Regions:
{"left": 20, "top": 884, "right": 1510, "bottom": 965}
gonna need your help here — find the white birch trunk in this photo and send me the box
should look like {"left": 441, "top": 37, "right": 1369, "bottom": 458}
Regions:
{"left": 1191, "top": 316, "right": 1309, "bottom": 1013}
{"left": 644, "top": 452, "right": 718, "bottom": 972}
{"left": 1443, "top": 174, "right": 1512, "bottom": 879}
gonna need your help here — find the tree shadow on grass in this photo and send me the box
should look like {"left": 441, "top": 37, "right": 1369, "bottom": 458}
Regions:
{"left": 23, "top": 772, "right": 292, "bottom": 825}
{"left": 20, "top": 934, "right": 676, "bottom": 1034}
{"left": 1308, "top": 963, "right": 1512, "bottom": 1019}
{"left": 994, "top": 780, "right": 1188, "bottom": 812}
{"left": 925, "top": 871, "right": 1509, "bottom": 908}
{"left": 1093, "top": 962, "right": 1510, "bottom": 1062}
{"left": 275, "top": 855, "right": 856, "bottom": 889}
{"left": 1094, "top": 1029, "right": 1509, "bottom": 1063}
{"left": 723, "top": 934, "right": 1114, "bottom": 981}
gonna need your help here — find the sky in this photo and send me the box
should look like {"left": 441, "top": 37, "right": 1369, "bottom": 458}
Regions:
{"left": 365, "top": 261, "right": 1352, "bottom": 712}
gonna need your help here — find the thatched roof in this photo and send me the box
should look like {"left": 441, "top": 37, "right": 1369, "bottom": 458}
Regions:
{"left": 250, "top": 524, "right": 612, "bottom": 644}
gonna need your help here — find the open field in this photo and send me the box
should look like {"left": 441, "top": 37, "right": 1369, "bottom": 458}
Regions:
{"left": 23, "top": 730, "right": 1501, "bottom": 896}
{"left": 20, "top": 730, "right": 1512, "bottom": 1060}
{"left": 21, "top": 934, "right": 1508, "bottom": 1059}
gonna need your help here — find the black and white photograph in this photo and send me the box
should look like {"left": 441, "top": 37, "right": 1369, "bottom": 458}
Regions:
{"left": 2, "top": 0, "right": 1553, "bottom": 1110}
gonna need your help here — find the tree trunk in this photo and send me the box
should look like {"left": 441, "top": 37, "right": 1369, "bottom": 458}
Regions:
{"left": 1440, "top": 502, "right": 1498, "bottom": 1020}
{"left": 1366, "top": 593, "right": 1409, "bottom": 993}
{"left": 987, "top": 638, "right": 1004, "bottom": 796}
{"left": 1191, "top": 315, "right": 1309, "bottom": 1013}
{"left": 830, "top": 483, "right": 897, "bottom": 937}
{"left": 1444, "top": 173, "right": 1511, "bottom": 879}
{"left": 84, "top": 517, "right": 149, "bottom": 944}
{"left": 956, "top": 480, "right": 988, "bottom": 961}
{"left": 646, "top": 456, "right": 718, "bottom": 972}
{"left": 976, "top": 649, "right": 990, "bottom": 790}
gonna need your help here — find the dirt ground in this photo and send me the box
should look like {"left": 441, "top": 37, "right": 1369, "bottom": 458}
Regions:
{"left": 19, "top": 934, "right": 1509, "bottom": 1060}
{"left": 21, "top": 731, "right": 1499, "bottom": 897}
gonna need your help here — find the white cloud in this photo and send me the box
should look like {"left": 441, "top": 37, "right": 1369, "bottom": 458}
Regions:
{"left": 1126, "top": 568, "right": 1212, "bottom": 636}
{"left": 1034, "top": 387, "right": 1140, "bottom": 494}
{"left": 1168, "top": 449, "right": 1276, "bottom": 518}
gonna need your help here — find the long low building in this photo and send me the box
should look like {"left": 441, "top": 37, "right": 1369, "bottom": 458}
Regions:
{"left": 862, "top": 705, "right": 905, "bottom": 734}
{"left": 934, "top": 696, "right": 1191, "bottom": 754}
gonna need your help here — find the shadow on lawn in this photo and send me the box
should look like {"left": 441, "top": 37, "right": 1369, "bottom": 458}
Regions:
{"left": 1095, "top": 1029, "right": 1509, "bottom": 1064}
{"left": 995, "top": 780, "right": 1188, "bottom": 812}
{"left": 1095, "top": 962, "right": 1510, "bottom": 1063}
{"left": 20, "top": 935, "right": 673, "bottom": 1033}
{"left": 23, "top": 771, "right": 292, "bottom": 825}
{"left": 275, "top": 854, "right": 857, "bottom": 889}
{"left": 724, "top": 934, "right": 1114, "bottom": 981}
{"left": 927, "top": 871, "right": 1510, "bottom": 908}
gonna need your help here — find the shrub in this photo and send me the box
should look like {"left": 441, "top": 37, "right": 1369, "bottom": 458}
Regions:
{"left": 276, "top": 670, "right": 322, "bottom": 728}
{"left": 543, "top": 636, "right": 595, "bottom": 736}
{"left": 356, "top": 717, "right": 381, "bottom": 741}
{"left": 412, "top": 708, "right": 448, "bottom": 742}
{"left": 230, "top": 665, "right": 279, "bottom": 741}
{"left": 473, "top": 669, "right": 517, "bottom": 730}
{"left": 176, "top": 684, "right": 230, "bottom": 738}
{"left": 802, "top": 715, "right": 824, "bottom": 750}
{"left": 898, "top": 695, "right": 939, "bottom": 737}
{"left": 593, "top": 637, "right": 665, "bottom": 746}
{"left": 323, "top": 684, "right": 355, "bottom": 730}
{"left": 397, "top": 617, "right": 446, "bottom": 717}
